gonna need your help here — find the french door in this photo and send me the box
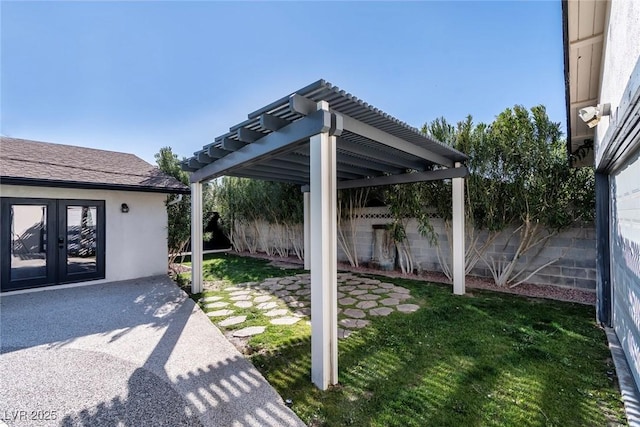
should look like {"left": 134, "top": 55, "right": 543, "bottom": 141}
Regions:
{"left": 1, "top": 198, "right": 105, "bottom": 292}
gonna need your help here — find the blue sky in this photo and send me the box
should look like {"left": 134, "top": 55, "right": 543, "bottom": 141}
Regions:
{"left": 1, "top": 1, "right": 565, "bottom": 164}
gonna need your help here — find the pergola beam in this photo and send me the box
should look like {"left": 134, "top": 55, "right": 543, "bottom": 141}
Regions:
{"left": 190, "top": 109, "right": 331, "bottom": 183}
{"left": 221, "top": 137, "right": 247, "bottom": 151}
{"left": 338, "top": 138, "right": 426, "bottom": 171}
{"left": 260, "top": 113, "right": 291, "bottom": 131}
{"left": 337, "top": 166, "right": 469, "bottom": 190}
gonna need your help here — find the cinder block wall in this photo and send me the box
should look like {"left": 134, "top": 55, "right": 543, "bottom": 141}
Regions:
{"left": 336, "top": 207, "right": 596, "bottom": 291}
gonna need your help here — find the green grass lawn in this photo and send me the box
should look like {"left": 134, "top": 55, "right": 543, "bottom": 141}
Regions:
{"left": 193, "top": 253, "right": 626, "bottom": 426}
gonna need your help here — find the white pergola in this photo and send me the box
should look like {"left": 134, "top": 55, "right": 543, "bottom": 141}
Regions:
{"left": 182, "top": 80, "right": 468, "bottom": 390}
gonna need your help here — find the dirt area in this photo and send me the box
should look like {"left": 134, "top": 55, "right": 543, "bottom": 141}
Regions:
{"left": 236, "top": 251, "right": 596, "bottom": 306}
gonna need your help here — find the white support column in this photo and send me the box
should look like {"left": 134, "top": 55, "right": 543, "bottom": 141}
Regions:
{"left": 310, "top": 101, "right": 338, "bottom": 390}
{"left": 191, "top": 182, "right": 203, "bottom": 294}
{"left": 452, "top": 162, "right": 465, "bottom": 295}
{"left": 303, "top": 191, "right": 311, "bottom": 271}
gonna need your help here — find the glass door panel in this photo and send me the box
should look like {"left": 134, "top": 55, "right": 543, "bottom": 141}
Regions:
{"left": 65, "top": 206, "right": 98, "bottom": 275}
{"left": 10, "top": 205, "right": 48, "bottom": 280}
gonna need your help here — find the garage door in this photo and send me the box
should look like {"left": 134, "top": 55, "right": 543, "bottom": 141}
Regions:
{"left": 611, "top": 149, "right": 640, "bottom": 390}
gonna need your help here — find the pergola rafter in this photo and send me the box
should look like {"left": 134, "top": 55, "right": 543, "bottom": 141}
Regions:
{"left": 183, "top": 79, "right": 469, "bottom": 390}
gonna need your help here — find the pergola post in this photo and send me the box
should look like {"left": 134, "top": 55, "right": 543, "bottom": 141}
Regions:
{"left": 452, "top": 162, "right": 465, "bottom": 295}
{"left": 191, "top": 181, "right": 203, "bottom": 294}
{"left": 303, "top": 190, "right": 311, "bottom": 271}
{"left": 310, "top": 101, "right": 338, "bottom": 390}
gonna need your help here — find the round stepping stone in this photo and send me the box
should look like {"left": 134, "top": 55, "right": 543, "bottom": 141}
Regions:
{"left": 338, "top": 328, "right": 353, "bottom": 339}
{"left": 339, "top": 285, "right": 356, "bottom": 292}
{"left": 264, "top": 309, "right": 289, "bottom": 317}
{"left": 225, "top": 286, "right": 242, "bottom": 291}
{"left": 371, "top": 288, "right": 389, "bottom": 294}
{"left": 200, "top": 295, "right": 223, "bottom": 303}
{"left": 343, "top": 308, "right": 366, "bottom": 319}
{"left": 285, "top": 284, "right": 301, "bottom": 291}
{"left": 336, "top": 292, "right": 345, "bottom": 299}
{"left": 388, "top": 292, "right": 412, "bottom": 301}
{"left": 254, "top": 295, "right": 272, "bottom": 303}
{"left": 295, "top": 273, "right": 311, "bottom": 279}
{"left": 358, "top": 285, "right": 377, "bottom": 290}
{"left": 229, "top": 290, "right": 251, "bottom": 296}
{"left": 362, "top": 279, "right": 381, "bottom": 285}
{"left": 356, "top": 294, "right": 380, "bottom": 301}
{"left": 346, "top": 280, "right": 362, "bottom": 285}
{"left": 339, "top": 297, "right": 357, "bottom": 306}
{"left": 297, "top": 279, "right": 311, "bottom": 285}
{"left": 257, "top": 301, "right": 278, "bottom": 310}
{"left": 379, "top": 282, "right": 395, "bottom": 289}
{"left": 232, "top": 326, "right": 266, "bottom": 337}
{"left": 219, "top": 316, "right": 247, "bottom": 327}
{"left": 356, "top": 301, "right": 377, "bottom": 310}
{"left": 274, "top": 290, "right": 289, "bottom": 297}
{"left": 397, "top": 304, "right": 420, "bottom": 313}
{"left": 380, "top": 298, "right": 400, "bottom": 306}
{"left": 234, "top": 301, "right": 253, "bottom": 308}
{"left": 349, "top": 289, "right": 368, "bottom": 296}
{"left": 392, "top": 287, "right": 411, "bottom": 294}
{"left": 340, "top": 318, "right": 370, "bottom": 329}
{"left": 370, "top": 307, "right": 394, "bottom": 316}
{"left": 279, "top": 279, "right": 294, "bottom": 285}
{"left": 270, "top": 316, "right": 301, "bottom": 325}
{"left": 287, "top": 301, "right": 306, "bottom": 308}
{"left": 294, "top": 308, "right": 311, "bottom": 317}
{"left": 207, "top": 309, "right": 234, "bottom": 317}
{"left": 230, "top": 295, "right": 252, "bottom": 301}
{"left": 205, "top": 301, "right": 229, "bottom": 309}
{"left": 295, "top": 288, "right": 311, "bottom": 296}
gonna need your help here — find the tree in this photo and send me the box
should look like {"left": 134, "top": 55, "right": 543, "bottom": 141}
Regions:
{"left": 155, "top": 147, "right": 191, "bottom": 268}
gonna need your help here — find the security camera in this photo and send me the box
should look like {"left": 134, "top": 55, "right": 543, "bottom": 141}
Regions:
{"left": 578, "top": 103, "right": 611, "bottom": 128}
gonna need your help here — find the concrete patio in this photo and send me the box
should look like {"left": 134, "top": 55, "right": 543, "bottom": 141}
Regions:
{"left": 0, "top": 277, "right": 304, "bottom": 427}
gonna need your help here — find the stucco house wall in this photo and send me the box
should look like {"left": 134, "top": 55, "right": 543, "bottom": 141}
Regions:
{"left": 1, "top": 185, "right": 169, "bottom": 285}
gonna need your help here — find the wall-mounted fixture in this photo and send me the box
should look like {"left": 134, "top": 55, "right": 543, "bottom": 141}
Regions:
{"left": 121, "top": 203, "right": 130, "bottom": 213}
{"left": 578, "top": 103, "right": 611, "bottom": 128}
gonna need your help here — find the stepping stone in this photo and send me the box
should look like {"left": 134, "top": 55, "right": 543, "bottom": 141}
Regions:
{"left": 254, "top": 295, "right": 272, "bottom": 303}
{"left": 274, "top": 290, "right": 289, "bottom": 297}
{"left": 294, "top": 308, "right": 311, "bottom": 317}
{"left": 295, "top": 273, "right": 311, "bottom": 279}
{"left": 356, "top": 301, "right": 377, "bottom": 310}
{"left": 230, "top": 295, "right": 252, "bottom": 301}
{"left": 379, "top": 298, "right": 400, "bottom": 306}
{"left": 356, "top": 294, "right": 380, "bottom": 301}
{"left": 338, "top": 328, "right": 353, "bottom": 339}
{"left": 297, "top": 279, "right": 311, "bottom": 285}
{"left": 340, "top": 285, "right": 356, "bottom": 292}
{"left": 207, "top": 309, "right": 234, "bottom": 317}
{"left": 340, "top": 318, "right": 370, "bottom": 329}
{"left": 229, "top": 290, "right": 251, "bottom": 296}
{"left": 388, "top": 292, "right": 412, "bottom": 301}
{"left": 269, "top": 284, "right": 285, "bottom": 291}
{"left": 339, "top": 297, "right": 357, "bottom": 306}
{"left": 285, "top": 284, "right": 301, "bottom": 291}
{"left": 234, "top": 301, "right": 253, "bottom": 308}
{"left": 379, "top": 282, "right": 395, "bottom": 289}
{"left": 362, "top": 279, "right": 381, "bottom": 285}
{"left": 349, "top": 289, "right": 368, "bottom": 296}
{"left": 392, "top": 287, "right": 411, "bottom": 294}
{"left": 397, "top": 304, "right": 420, "bottom": 313}
{"left": 336, "top": 292, "right": 345, "bottom": 299}
{"left": 279, "top": 279, "right": 294, "bottom": 285}
{"left": 205, "top": 301, "right": 229, "bottom": 309}
{"left": 346, "top": 280, "right": 362, "bottom": 285}
{"left": 371, "top": 288, "right": 389, "bottom": 294}
{"left": 358, "top": 284, "right": 377, "bottom": 290}
{"left": 270, "top": 316, "right": 301, "bottom": 325}
{"left": 264, "top": 309, "right": 289, "bottom": 317}
{"left": 343, "top": 308, "right": 366, "bottom": 319}
{"left": 257, "top": 301, "right": 278, "bottom": 310}
{"left": 295, "top": 288, "right": 311, "bottom": 296}
{"left": 200, "top": 295, "right": 223, "bottom": 303}
{"left": 232, "top": 326, "right": 266, "bottom": 337}
{"left": 370, "top": 307, "right": 394, "bottom": 316}
{"left": 288, "top": 301, "right": 306, "bottom": 308}
{"left": 219, "top": 316, "right": 247, "bottom": 327}
{"left": 225, "top": 287, "right": 242, "bottom": 291}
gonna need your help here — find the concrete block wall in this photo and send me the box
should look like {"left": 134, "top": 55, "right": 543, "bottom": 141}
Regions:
{"left": 336, "top": 207, "right": 596, "bottom": 291}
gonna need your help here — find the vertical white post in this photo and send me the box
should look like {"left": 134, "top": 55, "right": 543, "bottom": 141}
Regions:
{"left": 310, "top": 101, "right": 338, "bottom": 389}
{"left": 452, "top": 162, "right": 465, "bottom": 295}
{"left": 303, "top": 191, "right": 311, "bottom": 271}
{"left": 191, "top": 181, "right": 203, "bottom": 294}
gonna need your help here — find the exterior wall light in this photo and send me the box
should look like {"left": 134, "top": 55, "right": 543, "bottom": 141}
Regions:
{"left": 121, "top": 203, "right": 130, "bottom": 213}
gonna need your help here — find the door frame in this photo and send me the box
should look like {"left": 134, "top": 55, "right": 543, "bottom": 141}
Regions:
{"left": 1, "top": 197, "right": 106, "bottom": 292}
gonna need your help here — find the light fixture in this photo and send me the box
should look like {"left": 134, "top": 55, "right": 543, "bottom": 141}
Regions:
{"left": 121, "top": 203, "right": 130, "bottom": 213}
{"left": 578, "top": 103, "right": 611, "bottom": 128}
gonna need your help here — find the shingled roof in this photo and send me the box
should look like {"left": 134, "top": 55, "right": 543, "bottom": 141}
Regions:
{"left": 0, "top": 137, "right": 189, "bottom": 194}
